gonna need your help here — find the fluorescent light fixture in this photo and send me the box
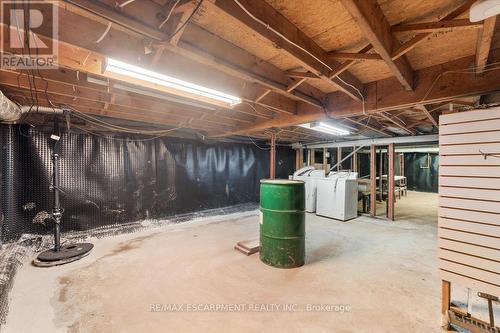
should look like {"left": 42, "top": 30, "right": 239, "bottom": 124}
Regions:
{"left": 299, "top": 122, "right": 350, "bottom": 136}
{"left": 104, "top": 58, "right": 242, "bottom": 107}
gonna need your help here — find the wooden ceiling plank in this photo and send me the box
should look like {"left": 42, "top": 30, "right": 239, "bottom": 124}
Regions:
{"left": 414, "top": 105, "right": 439, "bottom": 127}
{"left": 475, "top": 16, "right": 498, "bottom": 71}
{"left": 327, "top": 52, "right": 382, "bottom": 61}
{"left": 329, "top": 44, "right": 373, "bottom": 79}
{"left": 391, "top": 0, "right": 475, "bottom": 60}
{"left": 391, "top": 19, "right": 482, "bottom": 34}
{"left": 379, "top": 113, "right": 416, "bottom": 135}
{"left": 286, "top": 71, "right": 319, "bottom": 79}
{"left": 339, "top": 0, "right": 414, "bottom": 90}
{"left": 211, "top": 0, "right": 365, "bottom": 101}
{"left": 342, "top": 118, "right": 392, "bottom": 137}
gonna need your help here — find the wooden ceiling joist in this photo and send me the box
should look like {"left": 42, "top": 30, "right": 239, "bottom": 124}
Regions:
{"left": 391, "top": 19, "right": 482, "bottom": 34}
{"left": 339, "top": 0, "right": 414, "bottom": 91}
{"left": 391, "top": 0, "right": 475, "bottom": 60}
{"left": 329, "top": 44, "right": 373, "bottom": 79}
{"left": 211, "top": 0, "right": 365, "bottom": 101}
{"left": 414, "top": 105, "right": 439, "bottom": 127}
{"left": 342, "top": 118, "right": 391, "bottom": 137}
{"left": 475, "top": 16, "right": 498, "bottom": 71}
{"left": 60, "top": 1, "right": 325, "bottom": 111}
{"left": 326, "top": 52, "right": 382, "bottom": 61}
{"left": 214, "top": 51, "right": 500, "bottom": 137}
{"left": 379, "top": 113, "right": 417, "bottom": 135}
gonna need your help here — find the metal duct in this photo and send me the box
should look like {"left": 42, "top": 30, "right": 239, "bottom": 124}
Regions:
{"left": 0, "top": 90, "right": 63, "bottom": 123}
{"left": 0, "top": 90, "right": 22, "bottom": 122}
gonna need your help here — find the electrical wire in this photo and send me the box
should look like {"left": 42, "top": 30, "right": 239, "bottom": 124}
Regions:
{"left": 246, "top": 134, "right": 271, "bottom": 150}
{"left": 65, "top": 105, "right": 184, "bottom": 135}
{"left": 240, "top": 101, "right": 272, "bottom": 117}
{"left": 158, "top": 0, "right": 181, "bottom": 29}
{"left": 167, "top": 0, "right": 203, "bottom": 40}
{"left": 421, "top": 61, "right": 500, "bottom": 103}
{"left": 71, "top": 124, "right": 182, "bottom": 142}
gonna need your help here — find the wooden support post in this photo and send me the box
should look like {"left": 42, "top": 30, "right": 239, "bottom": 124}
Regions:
{"left": 270, "top": 132, "right": 276, "bottom": 179}
{"left": 388, "top": 143, "right": 395, "bottom": 221}
{"left": 400, "top": 153, "right": 405, "bottom": 176}
{"left": 337, "top": 147, "right": 342, "bottom": 171}
{"left": 311, "top": 149, "right": 316, "bottom": 167}
{"left": 295, "top": 149, "right": 301, "bottom": 170}
{"left": 299, "top": 148, "right": 304, "bottom": 169}
{"left": 322, "top": 148, "right": 328, "bottom": 172}
{"left": 378, "top": 148, "right": 383, "bottom": 202}
{"left": 442, "top": 280, "right": 451, "bottom": 316}
{"left": 370, "top": 145, "right": 377, "bottom": 217}
{"left": 352, "top": 146, "right": 357, "bottom": 172}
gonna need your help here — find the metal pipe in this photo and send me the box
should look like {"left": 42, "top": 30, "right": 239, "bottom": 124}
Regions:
{"left": 330, "top": 145, "right": 365, "bottom": 171}
{"left": 52, "top": 153, "right": 62, "bottom": 252}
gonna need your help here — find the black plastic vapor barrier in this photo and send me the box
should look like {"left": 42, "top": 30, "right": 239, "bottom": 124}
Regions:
{"left": 0, "top": 125, "right": 295, "bottom": 243}
{"left": 404, "top": 152, "right": 439, "bottom": 193}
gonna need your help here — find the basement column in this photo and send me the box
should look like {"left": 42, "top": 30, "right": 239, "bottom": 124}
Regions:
{"left": 337, "top": 147, "right": 342, "bottom": 171}
{"left": 352, "top": 146, "right": 357, "bottom": 172}
{"left": 370, "top": 145, "right": 376, "bottom": 217}
{"left": 323, "top": 148, "right": 328, "bottom": 172}
{"left": 270, "top": 132, "right": 276, "bottom": 179}
{"left": 295, "top": 149, "right": 301, "bottom": 170}
{"left": 388, "top": 143, "right": 395, "bottom": 221}
{"left": 299, "top": 147, "right": 303, "bottom": 169}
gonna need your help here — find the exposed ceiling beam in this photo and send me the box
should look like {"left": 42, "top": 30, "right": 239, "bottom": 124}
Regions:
{"left": 211, "top": 0, "right": 365, "bottom": 101}
{"left": 475, "top": 16, "right": 498, "bottom": 71}
{"left": 342, "top": 118, "right": 392, "bottom": 137}
{"left": 286, "top": 71, "right": 319, "bottom": 79}
{"left": 0, "top": 69, "right": 258, "bottom": 127}
{"left": 330, "top": 44, "right": 373, "bottom": 79}
{"left": 379, "top": 113, "right": 417, "bottom": 135}
{"left": 391, "top": 19, "right": 482, "bottom": 34}
{"left": 214, "top": 51, "right": 500, "bottom": 136}
{"left": 414, "top": 105, "right": 439, "bottom": 127}
{"left": 3, "top": 11, "right": 314, "bottom": 118}
{"left": 326, "top": 52, "right": 382, "bottom": 61}
{"left": 391, "top": 0, "right": 475, "bottom": 60}
{"left": 339, "top": 0, "right": 414, "bottom": 91}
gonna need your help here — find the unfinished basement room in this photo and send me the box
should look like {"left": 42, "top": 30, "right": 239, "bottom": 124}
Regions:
{"left": 0, "top": 0, "right": 499, "bottom": 332}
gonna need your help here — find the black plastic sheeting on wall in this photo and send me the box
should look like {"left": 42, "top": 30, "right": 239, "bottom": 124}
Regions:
{"left": 354, "top": 151, "right": 438, "bottom": 192}
{"left": 404, "top": 153, "right": 439, "bottom": 193}
{"left": 0, "top": 125, "right": 295, "bottom": 242}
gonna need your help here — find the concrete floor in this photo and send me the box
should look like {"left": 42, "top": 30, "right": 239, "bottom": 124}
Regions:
{"left": 5, "top": 191, "right": 443, "bottom": 332}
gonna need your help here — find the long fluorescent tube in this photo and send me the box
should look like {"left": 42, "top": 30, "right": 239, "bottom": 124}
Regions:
{"left": 299, "top": 122, "right": 350, "bottom": 136}
{"left": 104, "top": 58, "right": 242, "bottom": 107}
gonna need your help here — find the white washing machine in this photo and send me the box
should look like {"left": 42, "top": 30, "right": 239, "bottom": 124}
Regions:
{"left": 292, "top": 167, "right": 326, "bottom": 212}
{"left": 316, "top": 171, "right": 359, "bottom": 221}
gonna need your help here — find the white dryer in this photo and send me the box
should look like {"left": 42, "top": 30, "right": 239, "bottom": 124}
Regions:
{"left": 316, "top": 171, "right": 358, "bottom": 221}
{"left": 292, "top": 167, "right": 326, "bottom": 212}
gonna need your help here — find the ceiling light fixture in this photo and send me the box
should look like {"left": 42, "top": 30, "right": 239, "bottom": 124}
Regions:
{"left": 299, "top": 122, "right": 350, "bottom": 136}
{"left": 470, "top": 0, "right": 500, "bottom": 22}
{"left": 104, "top": 58, "right": 242, "bottom": 107}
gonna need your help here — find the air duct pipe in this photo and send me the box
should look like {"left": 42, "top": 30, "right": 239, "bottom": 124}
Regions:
{"left": 0, "top": 90, "right": 63, "bottom": 123}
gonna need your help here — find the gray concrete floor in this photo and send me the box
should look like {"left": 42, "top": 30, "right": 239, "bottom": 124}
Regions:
{"left": 5, "top": 191, "right": 444, "bottom": 332}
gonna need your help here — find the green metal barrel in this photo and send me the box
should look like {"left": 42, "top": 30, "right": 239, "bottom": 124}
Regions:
{"left": 259, "top": 179, "right": 305, "bottom": 268}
